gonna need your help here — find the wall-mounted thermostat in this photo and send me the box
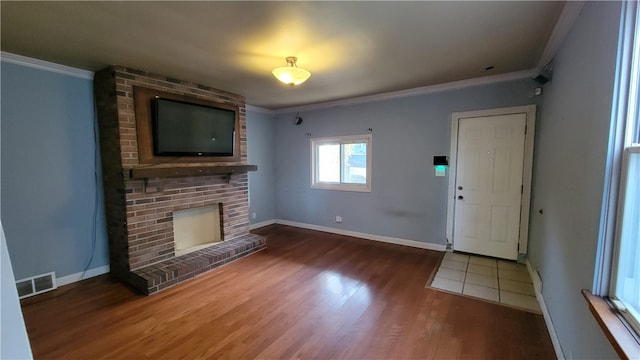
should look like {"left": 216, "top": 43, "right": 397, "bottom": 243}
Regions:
{"left": 433, "top": 156, "right": 448, "bottom": 166}
{"left": 433, "top": 156, "right": 448, "bottom": 177}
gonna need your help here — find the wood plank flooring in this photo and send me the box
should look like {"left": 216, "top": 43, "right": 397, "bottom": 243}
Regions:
{"left": 20, "top": 225, "right": 556, "bottom": 359}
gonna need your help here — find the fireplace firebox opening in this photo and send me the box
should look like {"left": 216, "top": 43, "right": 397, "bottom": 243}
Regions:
{"left": 173, "top": 205, "right": 222, "bottom": 257}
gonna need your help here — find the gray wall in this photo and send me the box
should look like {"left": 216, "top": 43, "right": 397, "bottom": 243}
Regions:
{"left": 528, "top": 2, "right": 620, "bottom": 358}
{"left": 1, "top": 61, "right": 109, "bottom": 279}
{"left": 274, "top": 80, "right": 540, "bottom": 245}
{"left": 246, "top": 108, "right": 277, "bottom": 224}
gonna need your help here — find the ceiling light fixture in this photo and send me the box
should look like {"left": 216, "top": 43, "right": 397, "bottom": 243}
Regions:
{"left": 272, "top": 56, "right": 311, "bottom": 86}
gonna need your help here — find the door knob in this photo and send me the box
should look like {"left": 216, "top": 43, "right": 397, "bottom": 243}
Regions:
{"left": 457, "top": 195, "right": 464, "bottom": 200}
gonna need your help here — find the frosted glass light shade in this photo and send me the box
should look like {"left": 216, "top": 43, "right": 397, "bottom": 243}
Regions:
{"left": 272, "top": 66, "right": 311, "bottom": 86}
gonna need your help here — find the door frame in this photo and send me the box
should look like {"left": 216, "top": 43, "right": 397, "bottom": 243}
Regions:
{"left": 445, "top": 105, "right": 537, "bottom": 255}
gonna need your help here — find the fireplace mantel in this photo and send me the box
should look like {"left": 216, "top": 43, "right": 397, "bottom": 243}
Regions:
{"left": 130, "top": 164, "right": 257, "bottom": 179}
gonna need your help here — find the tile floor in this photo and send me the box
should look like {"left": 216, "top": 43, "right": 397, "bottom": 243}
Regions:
{"left": 429, "top": 252, "right": 541, "bottom": 313}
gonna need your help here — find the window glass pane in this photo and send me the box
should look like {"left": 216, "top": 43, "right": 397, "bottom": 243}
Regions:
{"left": 317, "top": 144, "right": 340, "bottom": 182}
{"left": 311, "top": 135, "right": 371, "bottom": 192}
{"left": 614, "top": 149, "right": 640, "bottom": 331}
{"left": 341, "top": 143, "right": 367, "bottom": 184}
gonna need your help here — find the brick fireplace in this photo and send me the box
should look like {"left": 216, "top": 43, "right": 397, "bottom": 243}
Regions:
{"left": 94, "top": 66, "right": 265, "bottom": 294}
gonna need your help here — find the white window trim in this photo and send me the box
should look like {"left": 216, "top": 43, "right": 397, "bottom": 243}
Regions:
{"left": 592, "top": 0, "right": 640, "bottom": 346}
{"left": 593, "top": 0, "right": 638, "bottom": 296}
{"left": 310, "top": 134, "right": 372, "bottom": 192}
{"left": 609, "top": 146, "right": 640, "bottom": 335}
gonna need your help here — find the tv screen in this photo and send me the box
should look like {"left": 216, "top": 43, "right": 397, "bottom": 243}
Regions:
{"left": 152, "top": 98, "right": 236, "bottom": 156}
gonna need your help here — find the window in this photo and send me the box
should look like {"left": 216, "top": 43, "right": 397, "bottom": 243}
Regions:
{"left": 311, "top": 134, "right": 371, "bottom": 192}
{"left": 611, "top": 146, "right": 640, "bottom": 335}
{"left": 608, "top": 1, "right": 640, "bottom": 336}
{"left": 596, "top": 0, "right": 640, "bottom": 341}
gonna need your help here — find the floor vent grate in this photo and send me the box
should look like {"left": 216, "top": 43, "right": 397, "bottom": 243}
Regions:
{"left": 16, "top": 272, "right": 57, "bottom": 299}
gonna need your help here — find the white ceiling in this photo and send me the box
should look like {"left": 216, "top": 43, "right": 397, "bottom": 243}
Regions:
{"left": 1, "top": 1, "right": 565, "bottom": 110}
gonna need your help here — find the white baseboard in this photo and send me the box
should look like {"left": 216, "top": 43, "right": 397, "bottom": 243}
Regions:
{"left": 249, "top": 219, "right": 277, "bottom": 230}
{"left": 275, "top": 219, "right": 446, "bottom": 251}
{"left": 55, "top": 221, "right": 441, "bottom": 287}
{"left": 57, "top": 265, "right": 110, "bottom": 287}
{"left": 526, "top": 260, "right": 565, "bottom": 360}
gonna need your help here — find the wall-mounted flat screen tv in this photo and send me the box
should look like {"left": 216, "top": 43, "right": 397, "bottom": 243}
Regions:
{"left": 152, "top": 98, "right": 236, "bottom": 156}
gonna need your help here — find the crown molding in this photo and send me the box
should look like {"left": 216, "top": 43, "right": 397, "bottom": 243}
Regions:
{"left": 1, "top": 52, "right": 94, "bottom": 80}
{"left": 245, "top": 104, "right": 275, "bottom": 115}
{"left": 275, "top": 68, "right": 537, "bottom": 114}
{"left": 536, "top": 1, "right": 586, "bottom": 70}
{"left": 1, "top": 52, "right": 542, "bottom": 116}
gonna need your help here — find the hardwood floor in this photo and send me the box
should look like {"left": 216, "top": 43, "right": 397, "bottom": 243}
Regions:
{"left": 21, "top": 225, "right": 556, "bottom": 359}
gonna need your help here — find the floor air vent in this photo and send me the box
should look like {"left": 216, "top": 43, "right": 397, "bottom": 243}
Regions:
{"left": 16, "top": 272, "right": 57, "bottom": 299}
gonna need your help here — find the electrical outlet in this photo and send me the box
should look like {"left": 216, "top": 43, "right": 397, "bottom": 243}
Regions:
{"left": 335, "top": 216, "right": 342, "bottom": 223}
{"left": 252, "top": 212, "right": 256, "bottom": 219}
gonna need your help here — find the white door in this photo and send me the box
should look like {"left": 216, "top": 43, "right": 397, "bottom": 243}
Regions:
{"left": 452, "top": 113, "right": 527, "bottom": 260}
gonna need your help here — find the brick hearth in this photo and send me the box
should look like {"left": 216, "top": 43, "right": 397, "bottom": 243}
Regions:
{"left": 94, "top": 66, "right": 265, "bottom": 294}
{"left": 131, "top": 234, "right": 266, "bottom": 294}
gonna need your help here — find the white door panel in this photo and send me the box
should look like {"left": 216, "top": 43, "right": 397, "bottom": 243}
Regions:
{"left": 452, "top": 114, "right": 526, "bottom": 260}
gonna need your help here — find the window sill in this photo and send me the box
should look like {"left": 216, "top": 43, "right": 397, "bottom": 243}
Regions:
{"left": 310, "top": 183, "right": 371, "bottom": 192}
{"left": 582, "top": 289, "right": 640, "bottom": 359}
